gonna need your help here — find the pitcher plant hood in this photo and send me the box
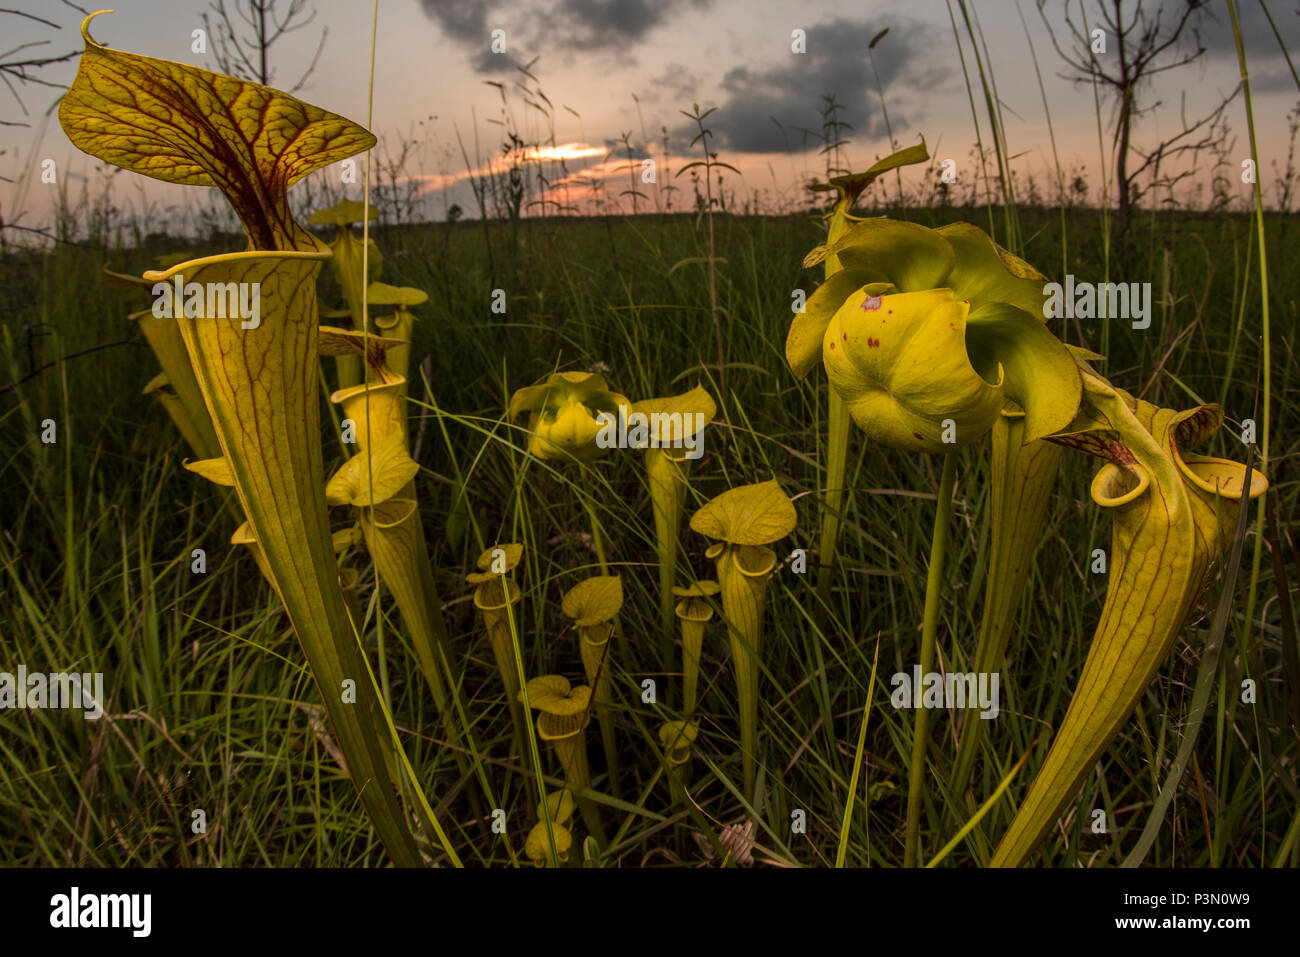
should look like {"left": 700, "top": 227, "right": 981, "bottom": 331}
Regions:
{"left": 509, "top": 371, "right": 631, "bottom": 463}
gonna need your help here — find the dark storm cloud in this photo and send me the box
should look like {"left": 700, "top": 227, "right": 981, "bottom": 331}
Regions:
{"left": 1196, "top": 0, "right": 1298, "bottom": 60}
{"left": 418, "top": 0, "right": 491, "bottom": 42}
{"left": 556, "top": 0, "right": 711, "bottom": 47}
{"left": 1198, "top": 0, "right": 1300, "bottom": 90}
{"left": 688, "top": 17, "right": 944, "bottom": 154}
{"left": 419, "top": 0, "right": 713, "bottom": 73}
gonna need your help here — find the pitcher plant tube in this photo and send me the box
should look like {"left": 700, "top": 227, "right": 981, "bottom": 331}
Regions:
{"left": 366, "top": 282, "right": 428, "bottom": 394}
{"left": 322, "top": 326, "right": 477, "bottom": 796}
{"left": 673, "top": 580, "right": 720, "bottom": 719}
{"left": 690, "top": 479, "right": 797, "bottom": 801}
{"left": 561, "top": 574, "right": 624, "bottom": 788}
{"left": 467, "top": 543, "right": 531, "bottom": 759}
{"left": 658, "top": 719, "right": 700, "bottom": 806}
{"left": 309, "top": 197, "right": 382, "bottom": 391}
{"left": 519, "top": 674, "right": 606, "bottom": 845}
{"left": 630, "top": 384, "right": 716, "bottom": 670}
{"left": 991, "top": 369, "right": 1267, "bottom": 866}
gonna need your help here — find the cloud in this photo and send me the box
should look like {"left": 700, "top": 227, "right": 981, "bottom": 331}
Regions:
{"left": 637, "top": 63, "right": 705, "bottom": 106}
{"left": 552, "top": 0, "right": 711, "bottom": 48}
{"left": 1197, "top": 0, "right": 1298, "bottom": 61}
{"left": 418, "top": 0, "right": 491, "bottom": 42}
{"left": 680, "top": 17, "right": 947, "bottom": 154}
{"left": 419, "top": 0, "right": 713, "bottom": 73}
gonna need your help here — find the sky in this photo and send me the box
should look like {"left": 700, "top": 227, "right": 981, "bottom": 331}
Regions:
{"left": 2, "top": 0, "right": 1298, "bottom": 230}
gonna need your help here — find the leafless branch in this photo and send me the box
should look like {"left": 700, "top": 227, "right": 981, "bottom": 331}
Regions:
{"left": 202, "top": 0, "right": 326, "bottom": 91}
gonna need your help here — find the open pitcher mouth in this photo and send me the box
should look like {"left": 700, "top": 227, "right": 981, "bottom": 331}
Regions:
{"left": 365, "top": 498, "right": 418, "bottom": 529}
{"left": 675, "top": 597, "right": 715, "bottom": 622}
{"left": 537, "top": 710, "right": 588, "bottom": 741}
{"left": 733, "top": 544, "right": 778, "bottom": 579}
{"left": 580, "top": 621, "right": 614, "bottom": 649}
{"left": 473, "top": 577, "right": 521, "bottom": 613}
{"left": 1176, "top": 455, "right": 1268, "bottom": 500}
{"left": 1090, "top": 461, "right": 1151, "bottom": 508}
{"left": 141, "top": 244, "right": 332, "bottom": 284}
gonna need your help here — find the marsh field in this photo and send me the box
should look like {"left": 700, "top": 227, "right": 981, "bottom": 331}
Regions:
{"left": 0, "top": 1, "right": 1297, "bottom": 870}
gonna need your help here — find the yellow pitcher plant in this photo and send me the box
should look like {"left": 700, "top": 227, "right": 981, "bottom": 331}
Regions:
{"left": 991, "top": 368, "right": 1267, "bottom": 865}
{"left": 658, "top": 719, "right": 699, "bottom": 806}
{"left": 519, "top": 674, "right": 606, "bottom": 845}
{"left": 658, "top": 720, "right": 699, "bottom": 774}
{"left": 524, "top": 818, "right": 574, "bottom": 868}
{"left": 805, "top": 218, "right": 1083, "bottom": 864}
{"left": 673, "top": 581, "right": 720, "bottom": 718}
{"left": 560, "top": 574, "right": 624, "bottom": 785}
{"left": 323, "top": 389, "right": 478, "bottom": 792}
{"left": 367, "top": 282, "right": 428, "bottom": 394}
{"left": 690, "top": 479, "right": 797, "bottom": 800}
{"left": 509, "top": 371, "right": 630, "bottom": 571}
{"left": 792, "top": 218, "right": 1076, "bottom": 808}
{"left": 59, "top": 12, "right": 433, "bottom": 864}
{"left": 524, "top": 789, "right": 577, "bottom": 867}
{"left": 467, "top": 543, "right": 530, "bottom": 755}
{"left": 820, "top": 287, "right": 1079, "bottom": 451}
{"left": 630, "top": 384, "right": 716, "bottom": 668}
{"left": 322, "top": 326, "right": 469, "bottom": 766}
{"left": 510, "top": 371, "right": 630, "bottom": 464}
{"left": 309, "top": 198, "right": 382, "bottom": 390}
{"left": 793, "top": 142, "right": 928, "bottom": 617}
{"left": 791, "top": 229, "right": 1072, "bottom": 541}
